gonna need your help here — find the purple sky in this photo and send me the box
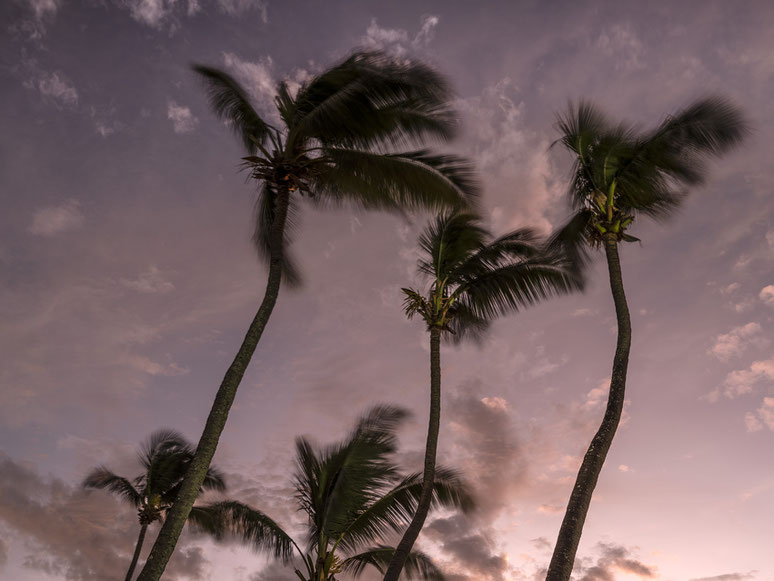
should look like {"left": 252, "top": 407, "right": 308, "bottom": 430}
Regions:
{"left": 1, "top": 1, "right": 773, "bottom": 580}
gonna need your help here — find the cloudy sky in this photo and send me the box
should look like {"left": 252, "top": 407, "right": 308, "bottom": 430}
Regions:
{"left": 1, "top": 0, "right": 773, "bottom": 580}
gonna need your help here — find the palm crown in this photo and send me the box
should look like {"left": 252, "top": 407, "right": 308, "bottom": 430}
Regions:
{"left": 552, "top": 97, "right": 748, "bottom": 259}
{"left": 193, "top": 51, "right": 478, "bottom": 285}
{"left": 402, "top": 211, "right": 579, "bottom": 341}
{"left": 83, "top": 429, "right": 226, "bottom": 525}
{"left": 203, "top": 406, "right": 474, "bottom": 581}
{"left": 83, "top": 430, "right": 226, "bottom": 581}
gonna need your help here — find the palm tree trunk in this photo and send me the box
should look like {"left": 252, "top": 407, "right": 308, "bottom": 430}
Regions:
{"left": 125, "top": 524, "right": 148, "bottom": 581}
{"left": 545, "top": 236, "right": 631, "bottom": 581}
{"left": 136, "top": 187, "right": 291, "bottom": 581}
{"left": 383, "top": 326, "right": 442, "bottom": 581}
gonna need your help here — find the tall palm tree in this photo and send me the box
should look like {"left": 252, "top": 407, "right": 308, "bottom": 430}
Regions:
{"left": 383, "top": 212, "right": 578, "bottom": 581}
{"left": 82, "top": 429, "right": 226, "bottom": 581}
{"left": 137, "top": 52, "right": 477, "bottom": 580}
{"left": 202, "top": 405, "right": 474, "bottom": 581}
{"left": 545, "top": 97, "right": 748, "bottom": 581}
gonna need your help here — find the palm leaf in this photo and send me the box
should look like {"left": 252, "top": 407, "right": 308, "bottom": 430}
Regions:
{"left": 341, "top": 545, "right": 444, "bottom": 580}
{"left": 336, "top": 466, "right": 474, "bottom": 553}
{"left": 295, "top": 406, "right": 408, "bottom": 548}
{"left": 313, "top": 149, "right": 478, "bottom": 212}
{"left": 202, "top": 501, "right": 296, "bottom": 561}
{"left": 192, "top": 64, "right": 273, "bottom": 154}
{"left": 252, "top": 182, "right": 302, "bottom": 287}
{"left": 82, "top": 468, "right": 142, "bottom": 507}
{"left": 290, "top": 52, "right": 456, "bottom": 149}
{"left": 417, "top": 212, "right": 486, "bottom": 280}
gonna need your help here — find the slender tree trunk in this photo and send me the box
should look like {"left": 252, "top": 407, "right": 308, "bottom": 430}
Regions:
{"left": 137, "top": 187, "right": 291, "bottom": 581}
{"left": 125, "top": 524, "right": 148, "bottom": 581}
{"left": 545, "top": 236, "right": 631, "bottom": 581}
{"left": 383, "top": 326, "right": 442, "bottom": 581}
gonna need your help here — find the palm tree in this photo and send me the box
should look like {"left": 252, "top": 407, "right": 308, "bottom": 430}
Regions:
{"left": 383, "top": 212, "right": 579, "bottom": 581}
{"left": 82, "top": 429, "right": 226, "bottom": 581}
{"left": 545, "top": 97, "right": 748, "bottom": 581}
{"left": 202, "top": 405, "right": 474, "bottom": 581}
{"left": 137, "top": 52, "right": 477, "bottom": 580}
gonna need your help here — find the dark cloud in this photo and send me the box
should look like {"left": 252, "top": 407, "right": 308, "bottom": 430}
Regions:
{"left": 576, "top": 543, "right": 655, "bottom": 581}
{"left": 0, "top": 451, "right": 209, "bottom": 580}
{"left": 425, "top": 515, "right": 509, "bottom": 580}
{"left": 690, "top": 573, "right": 758, "bottom": 581}
{"left": 443, "top": 382, "right": 526, "bottom": 517}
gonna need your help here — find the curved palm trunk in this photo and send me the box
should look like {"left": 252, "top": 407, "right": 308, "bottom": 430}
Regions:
{"left": 136, "top": 188, "right": 291, "bottom": 581}
{"left": 383, "top": 326, "right": 442, "bottom": 581}
{"left": 545, "top": 236, "right": 631, "bottom": 581}
{"left": 125, "top": 524, "right": 148, "bottom": 581}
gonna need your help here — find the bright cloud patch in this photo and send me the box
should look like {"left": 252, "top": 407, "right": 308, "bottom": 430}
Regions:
{"left": 121, "top": 266, "right": 175, "bottom": 294}
{"left": 715, "top": 358, "right": 774, "bottom": 400}
{"left": 29, "top": 199, "right": 84, "bottom": 236}
{"left": 745, "top": 397, "right": 774, "bottom": 432}
{"left": 361, "top": 15, "right": 440, "bottom": 56}
{"left": 759, "top": 285, "right": 774, "bottom": 306}
{"left": 127, "top": 354, "right": 188, "bottom": 376}
{"left": 167, "top": 101, "right": 198, "bottom": 134}
{"left": 27, "top": 0, "right": 61, "bottom": 20}
{"left": 25, "top": 70, "right": 78, "bottom": 107}
{"left": 709, "top": 322, "right": 764, "bottom": 360}
{"left": 125, "top": 0, "right": 175, "bottom": 28}
{"left": 217, "top": 0, "right": 268, "bottom": 22}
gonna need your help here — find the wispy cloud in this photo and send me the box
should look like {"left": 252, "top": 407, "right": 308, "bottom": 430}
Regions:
{"left": 121, "top": 265, "right": 175, "bottom": 294}
{"left": 24, "top": 69, "right": 78, "bottom": 107}
{"left": 360, "top": 15, "right": 440, "bottom": 57}
{"left": 744, "top": 397, "right": 774, "bottom": 432}
{"left": 713, "top": 358, "right": 774, "bottom": 401}
{"left": 167, "top": 101, "right": 199, "bottom": 134}
{"left": 216, "top": 0, "right": 268, "bottom": 23}
{"left": 708, "top": 322, "right": 766, "bottom": 361}
{"left": 29, "top": 199, "right": 84, "bottom": 236}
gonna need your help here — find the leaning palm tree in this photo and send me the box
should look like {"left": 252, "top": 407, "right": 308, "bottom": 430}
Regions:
{"left": 383, "top": 212, "right": 578, "bottom": 581}
{"left": 545, "top": 97, "right": 748, "bottom": 581}
{"left": 82, "top": 429, "right": 226, "bottom": 581}
{"left": 202, "top": 405, "right": 473, "bottom": 581}
{"left": 137, "top": 52, "right": 477, "bottom": 580}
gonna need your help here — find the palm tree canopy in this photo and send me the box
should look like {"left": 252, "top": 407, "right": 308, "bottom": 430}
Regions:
{"left": 192, "top": 51, "right": 479, "bottom": 286}
{"left": 551, "top": 96, "right": 749, "bottom": 262}
{"left": 83, "top": 429, "right": 226, "bottom": 523}
{"left": 203, "top": 406, "right": 474, "bottom": 580}
{"left": 403, "top": 211, "right": 580, "bottom": 342}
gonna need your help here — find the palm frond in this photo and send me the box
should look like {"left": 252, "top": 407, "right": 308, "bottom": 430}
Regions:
{"left": 252, "top": 183, "right": 302, "bottom": 287}
{"left": 546, "top": 209, "right": 596, "bottom": 284}
{"left": 455, "top": 259, "right": 576, "bottom": 321}
{"left": 417, "top": 212, "right": 486, "bottom": 280}
{"left": 137, "top": 429, "right": 189, "bottom": 469}
{"left": 295, "top": 406, "right": 408, "bottom": 548}
{"left": 202, "top": 501, "right": 296, "bottom": 561}
{"left": 341, "top": 545, "right": 444, "bottom": 580}
{"left": 402, "top": 288, "right": 431, "bottom": 322}
{"left": 290, "top": 51, "right": 456, "bottom": 149}
{"left": 336, "top": 466, "right": 474, "bottom": 553}
{"left": 82, "top": 467, "right": 142, "bottom": 507}
{"left": 191, "top": 64, "right": 273, "bottom": 154}
{"left": 186, "top": 504, "right": 226, "bottom": 539}
{"left": 314, "top": 149, "right": 478, "bottom": 212}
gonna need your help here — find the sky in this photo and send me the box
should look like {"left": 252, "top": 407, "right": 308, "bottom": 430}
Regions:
{"left": 1, "top": 0, "right": 773, "bottom": 580}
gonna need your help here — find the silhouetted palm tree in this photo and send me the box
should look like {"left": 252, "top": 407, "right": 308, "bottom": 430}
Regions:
{"left": 545, "top": 97, "right": 748, "bottom": 581}
{"left": 137, "top": 52, "right": 477, "bottom": 581}
{"left": 384, "top": 212, "right": 578, "bottom": 581}
{"left": 203, "top": 406, "right": 473, "bottom": 581}
{"left": 83, "top": 430, "right": 225, "bottom": 581}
